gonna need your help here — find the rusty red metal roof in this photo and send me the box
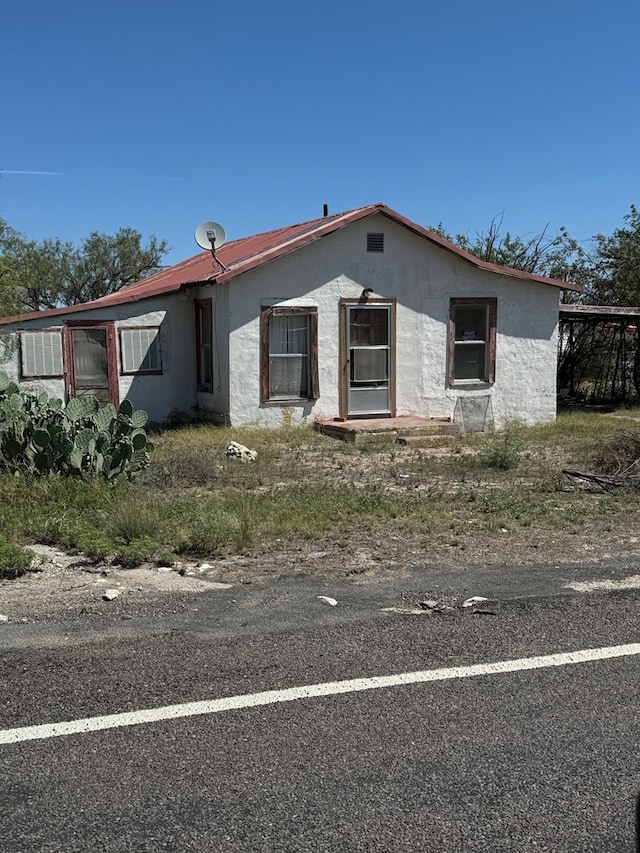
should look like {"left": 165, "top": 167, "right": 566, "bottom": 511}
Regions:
{"left": 0, "top": 204, "right": 581, "bottom": 325}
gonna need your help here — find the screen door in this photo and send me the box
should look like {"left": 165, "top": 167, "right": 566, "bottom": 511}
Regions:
{"left": 346, "top": 305, "right": 392, "bottom": 417}
{"left": 67, "top": 325, "right": 117, "bottom": 404}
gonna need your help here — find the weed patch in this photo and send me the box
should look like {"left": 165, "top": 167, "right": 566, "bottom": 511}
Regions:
{"left": 0, "top": 542, "right": 35, "bottom": 579}
{"left": 2, "top": 413, "right": 640, "bottom": 575}
{"left": 475, "top": 425, "right": 527, "bottom": 471}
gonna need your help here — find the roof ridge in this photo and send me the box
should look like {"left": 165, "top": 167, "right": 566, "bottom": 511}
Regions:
{"left": 0, "top": 202, "right": 578, "bottom": 326}
{"left": 223, "top": 206, "right": 369, "bottom": 247}
{"left": 217, "top": 207, "right": 375, "bottom": 270}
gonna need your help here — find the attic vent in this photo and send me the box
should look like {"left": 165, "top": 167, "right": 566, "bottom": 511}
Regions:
{"left": 367, "top": 232, "right": 384, "bottom": 253}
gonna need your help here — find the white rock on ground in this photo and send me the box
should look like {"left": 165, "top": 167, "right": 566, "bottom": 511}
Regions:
{"left": 225, "top": 441, "right": 257, "bottom": 462}
{"left": 102, "top": 589, "right": 121, "bottom": 601}
{"left": 462, "top": 596, "right": 489, "bottom": 608}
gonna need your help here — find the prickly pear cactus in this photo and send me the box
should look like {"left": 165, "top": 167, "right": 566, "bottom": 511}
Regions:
{"left": 0, "top": 370, "right": 151, "bottom": 479}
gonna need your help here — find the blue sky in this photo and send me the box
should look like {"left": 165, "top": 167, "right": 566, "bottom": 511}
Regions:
{"left": 1, "top": 0, "right": 638, "bottom": 266}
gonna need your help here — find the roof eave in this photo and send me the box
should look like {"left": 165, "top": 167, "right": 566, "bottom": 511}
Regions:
{"left": 0, "top": 278, "right": 208, "bottom": 326}
{"left": 0, "top": 203, "right": 581, "bottom": 326}
{"left": 372, "top": 207, "right": 582, "bottom": 292}
{"left": 215, "top": 203, "right": 581, "bottom": 293}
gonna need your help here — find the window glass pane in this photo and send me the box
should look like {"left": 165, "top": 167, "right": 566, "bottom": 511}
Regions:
{"left": 266, "top": 311, "right": 314, "bottom": 399}
{"left": 455, "top": 306, "right": 487, "bottom": 342}
{"left": 200, "top": 346, "right": 212, "bottom": 386}
{"left": 350, "top": 348, "right": 388, "bottom": 382}
{"left": 349, "top": 309, "right": 388, "bottom": 346}
{"left": 450, "top": 300, "right": 495, "bottom": 385}
{"left": 269, "top": 355, "right": 308, "bottom": 397}
{"left": 197, "top": 303, "right": 213, "bottom": 388}
{"left": 270, "top": 315, "right": 309, "bottom": 355}
{"left": 200, "top": 307, "right": 212, "bottom": 347}
{"left": 454, "top": 343, "right": 486, "bottom": 380}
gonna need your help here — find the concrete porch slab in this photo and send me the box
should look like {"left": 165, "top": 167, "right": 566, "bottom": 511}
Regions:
{"left": 314, "top": 415, "right": 460, "bottom": 444}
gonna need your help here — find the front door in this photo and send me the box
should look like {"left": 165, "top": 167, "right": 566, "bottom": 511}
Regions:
{"left": 64, "top": 322, "right": 119, "bottom": 404}
{"left": 342, "top": 302, "right": 394, "bottom": 418}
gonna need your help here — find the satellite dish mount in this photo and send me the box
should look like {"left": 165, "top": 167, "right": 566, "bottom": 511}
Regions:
{"left": 195, "top": 220, "right": 229, "bottom": 271}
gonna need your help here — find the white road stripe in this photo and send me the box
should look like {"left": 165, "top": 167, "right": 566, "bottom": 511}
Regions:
{"left": 564, "top": 574, "right": 640, "bottom": 592}
{"left": 2, "top": 642, "right": 640, "bottom": 745}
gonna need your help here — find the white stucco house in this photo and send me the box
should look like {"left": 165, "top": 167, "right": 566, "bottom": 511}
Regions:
{"left": 0, "top": 204, "right": 581, "bottom": 430}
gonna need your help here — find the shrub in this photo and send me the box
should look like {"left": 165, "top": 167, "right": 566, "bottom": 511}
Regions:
{"left": 115, "top": 538, "right": 155, "bottom": 568}
{"left": 178, "top": 509, "right": 247, "bottom": 557}
{"left": 141, "top": 444, "right": 220, "bottom": 489}
{"left": 0, "top": 542, "right": 35, "bottom": 579}
{"left": 476, "top": 425, "right": 527, "bottom": 471}
{"left": 589, "top": 432, "right": 640, "bottom": 476}
{"left": 108, "top": 499, "right": 164, "bottom": 544}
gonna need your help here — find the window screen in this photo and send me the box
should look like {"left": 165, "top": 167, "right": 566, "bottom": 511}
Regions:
{"left": 20, "top": 331, "right": 63, "bottom": 378}
{"left": 269, "top": 314, "right": 310, "bottom": 398}
{"left": 120, "top": 328, "right": 162, "bottom": 373}
{"left": 449, "top": 299, "right": 497, "bottom": 385}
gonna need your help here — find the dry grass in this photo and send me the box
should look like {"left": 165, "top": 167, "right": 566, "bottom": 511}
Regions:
{"left": 2, "top": 409, "right": 640, "bottom": 574}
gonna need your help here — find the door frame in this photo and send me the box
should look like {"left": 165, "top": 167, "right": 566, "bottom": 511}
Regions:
{"left": 339, "top": 298, "right": 396, "bottom": 419}
{"left": 63, "top": 320, "right": 119, "bottom": 405}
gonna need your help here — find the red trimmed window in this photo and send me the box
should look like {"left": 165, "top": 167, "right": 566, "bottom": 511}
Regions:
{"left": 261, "top": 306, "right": 319, "bottom": 402}
{"left": 195, "top": 299, "right": 213, "bottom": 391}
{"left": 448, "top": 298, "right": 497, "bottom": 385}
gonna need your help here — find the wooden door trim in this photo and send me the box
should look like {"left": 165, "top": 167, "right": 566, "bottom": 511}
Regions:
{"left": 338, "top": 299, "right": 396, "bottom": 419}
{"left": 63, "top": 321, "right": 119, "bottom": 405}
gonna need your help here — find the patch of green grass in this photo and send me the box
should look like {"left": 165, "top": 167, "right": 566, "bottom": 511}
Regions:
{"left": 2, "top": 416, "right": 640, "bottom": 567}
{"left": 527, "top": 409, "right": 640, "bottom": 464}
{"left": 107, "top": 496, "right": 164, "bottom": 545}
{"left": 115, "top": 538, "right": 155, "bottom": 568}
{"left": 0, "top": 541, "right": 35, "bottom": 579}
{"left": 474, "top": 424, "right": 527, "bottom": 471}
{"left": 142, "top": 423, "right": 339, "bottom": 491}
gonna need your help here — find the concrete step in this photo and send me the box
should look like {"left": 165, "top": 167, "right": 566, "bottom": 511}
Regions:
{"left": 315, "top": 417, "right": 460, "bottom": 445}
{"left": 396, "top": 433, "right": 458, "bottom": 448}
{"left": 396, "top": 422, "right": 461, "bottom": 439}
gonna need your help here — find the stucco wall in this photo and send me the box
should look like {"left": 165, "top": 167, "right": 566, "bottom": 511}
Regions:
{"left": 0, "top": 213, "right": 562, "bottom": 430}
{"left": 225, "top": 213, "right": 560, "bottom": 429}
{"left": 0, "top": 295, "right": 196, "bottom": 424}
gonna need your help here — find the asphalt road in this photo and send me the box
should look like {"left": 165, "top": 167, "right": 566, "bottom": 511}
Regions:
{"left": 1, "top": 561, "right": 640, "bottom": 852}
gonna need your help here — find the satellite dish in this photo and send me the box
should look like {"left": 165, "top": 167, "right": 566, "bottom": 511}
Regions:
{"left": 195, "top": 220, "right": 227, "bottom": 251}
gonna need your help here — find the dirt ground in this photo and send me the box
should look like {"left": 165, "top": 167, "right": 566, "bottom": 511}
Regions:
{"left": 2, "top": 512, "right": 640, "bottom": 623}
{"left": 4, "top": 423, "right": 640, "bottom": 623}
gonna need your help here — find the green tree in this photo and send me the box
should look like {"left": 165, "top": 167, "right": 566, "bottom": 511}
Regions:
{"left": 0, "top": 219, "right": 28, "bottom": 316}
{"left": 60, "top": 228, "right": 169, "bottom": 306}
{"left": 0, "top": 219, "right": 169, "bottom": 314}
{"left": 429, "top": 212, "right": 588, "bottom": 286}
{"left": 583, "top": 205, "right": 640, "bottom": 305}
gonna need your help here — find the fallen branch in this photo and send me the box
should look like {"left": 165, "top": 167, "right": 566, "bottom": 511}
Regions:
{"left": 562, "top": 468, "right": 640, "bottom": 491}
